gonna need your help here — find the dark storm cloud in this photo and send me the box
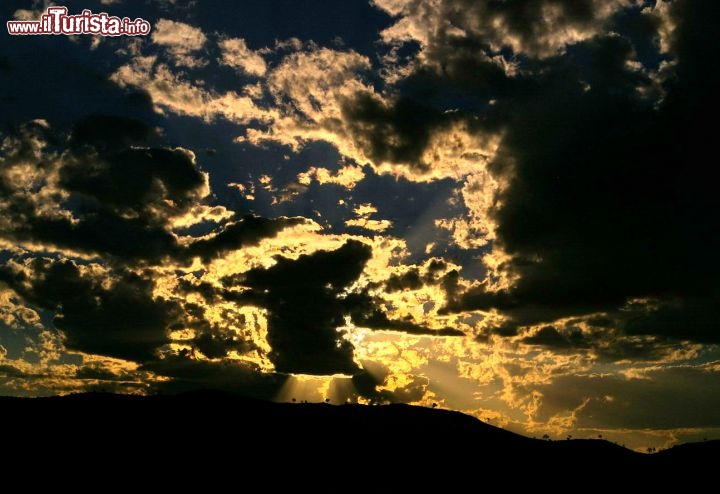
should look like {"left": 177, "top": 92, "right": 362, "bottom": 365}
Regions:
{"left": 22, "top": 212, "right": 180, "bottom": 263}
{"left": 456, "top": 34, "right": 669, "bottom": 316}
{"left": 376, "top": 257, "right": 450, "bottom": 293}
{"left": 0, "top": 117, "right": 302, "bottom": 264}
{"left": 439, "top": 1, "right": 720, "bottom": 344}
{"left": 64, "top": 116, "right": 205, "bottom": 221}
{"left": 381, "top": 259, "right": 451, "bottom": 293}
{"left": 0, "top": 364, "right": 25, "bottom": 378}
{"left": 187, "top": 215, "right": 307, "bottom": 263}
{"left": 222, "top": 240, "right": 372, "bottom": 375}
{"left": 184, "top": 254, "right": 463, "bottom": 345}
{"left": 518, "top": 315, "right": 701, "bottom": 363}
{"left": 69, "top": 115, "right": 155, "bottom": 152}
{"left": 623, "top": 297, "right": 720, "bottom": 345}
{"left": 0, "top": 259, "right": 179, "bottom": 362}
{"left": 75, "top": 364, "right": 128, "bottom": 382}
{"left": 534, "top": 365, "right": 720, "bottom": 430}
{"left": 175, "top": 280, "right": 222, "bottom": 303}
{"left": 349, "top": 0, "right": 632, "bottom": 164}
{"left": 144, "top": 356, "right": 287, "bottom": 398}
{"left": 1, "top": 118, "right": 192, "bottom": 262}
{"left": 341, "top": 92, "right": 444, "bottom": 173}
{"left": 60, "top": 148, "right": 205, "bottom": 217}
{"left": 521, "top": 326, "right": 587, "bottom": 349}
{"left": 190, "top": 328, "right": 257, "bottom": 360}
{"left": 384, "top": 268, "right": 424, "bottom": 292}
{"left": 351, "top": 364, "right": 389, "bottom": 400}
{"left": 0, "top": 115, "right": 308, "bottom": 366}
{"left": 338, "top": 51, "right": 506, "bottom": 173}
{"left": 359, "top": 310, "right": 464, "bottom": 337}
{"left": 346, "top": 293, "right": 465, "bottom": 337}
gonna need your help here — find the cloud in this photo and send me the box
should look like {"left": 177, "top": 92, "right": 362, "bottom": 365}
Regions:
{"left": 1, "top": 285, "right": 42, "bottom": 333}
{"left": 0, "top": 117, "right": 302, "bottom": 264}
{"left": 345, "top": 203, "right": 392, "bottom": 232}
{"left": 75, "top": 362, "right": 133, "bottom": 382}
{"left": 337, "top": 91, "right": 501, "bottom": 182}
{"left": 112, "top": 19, "right": 500, "bottom": 186}
{"left": 441, "top": 1, "right": 720, "bottom": 346}
{"left": 518, "top": 319, "right": 695, "bottom": 363}
{"left": 170, "top": 204, "right": 235, "bottom": 229}
{"left": 239, "top": 48, "right": 379, "bottom": 161}
{"left": 358, "top": 310, "right": 465, "bottom": 337}
{"left": 296, "top": 164, "right": 366, "bottom": 190}
{"left": 623, "top": 297, "right": 720, "bottom": 345}
{"left": 186, "top": 215, "right": 308, "bottom": 262}
{"left": 533, "top": 363, "right": 720, "bottom": 430}
{"left": 340, "top": 274, "right": 466, "bottom": 338}
{"left": 0, "top": 114, "right": 319, "bottom": 372}
{"left": 0, "top": 363, "right": 24, "bottom": 377}
{"left": 0, "top": 258, "right": 179, "bottom": 362}
{"left": 111, "top": 56, "right": 271, "bottom": 124}
{"left": 339, "top": 91, "right": 442, "bottom": 173}
{"left": 61, "top": 147, "right": 208, "bottom": 221}
{"left": 0, "top": 0, "right": 718, "bottom": 447}
{"left": 222, "top": 240, "right": 372, "bottom": 375}
{"left": 218, "top": 37, "right": 267, "bottom": 76}
{"left": 374, "top": 0, "right": 631, "bottom": 58}
{"left": 234, "top": 45, "right": 498, "bottom": 182}
{"left": 70, "top": 114, "right": 156, "bottom": 151}
{"left": 143, "top": 355, "right": 287, "bottom": 398}
{"left": 521, "top": 325, "right": 587, "bottom": 350}
{"left": 152, "top": 18, "right": 208, "bottom": 67}
{"left": 1, "top": 118, "right": 196, "bottom": 262}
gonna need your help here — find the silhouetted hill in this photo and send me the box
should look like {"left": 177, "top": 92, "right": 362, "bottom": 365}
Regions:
{"left": 1, "top": 391, "right": 716, "bottom": 489}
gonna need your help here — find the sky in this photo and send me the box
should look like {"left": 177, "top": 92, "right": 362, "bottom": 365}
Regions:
{"left": 1, "top": 0, "right": 719, "bottom": 451}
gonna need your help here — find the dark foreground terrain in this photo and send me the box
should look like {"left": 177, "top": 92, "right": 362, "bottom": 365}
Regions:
{"left": 1, "top": 391, "right": 716, "bottom": 489}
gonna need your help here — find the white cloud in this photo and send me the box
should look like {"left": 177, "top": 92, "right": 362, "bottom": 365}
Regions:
{"left": 152, "top": 19, "right": 206, "bottom": 51}
{"left": 345, "top": 203, "right": 392, "bottom": 232}
{"left": 111, "top": 57, "right": 273, "bottom": 124}
{"left": 219, "top": 38, "right": 268, "bottom": 77}
{"left": 296, "top": 164, "right": 366, "bottom": 189}
{"left": 152, "top": 19, "right": 208, "bottom": 67}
